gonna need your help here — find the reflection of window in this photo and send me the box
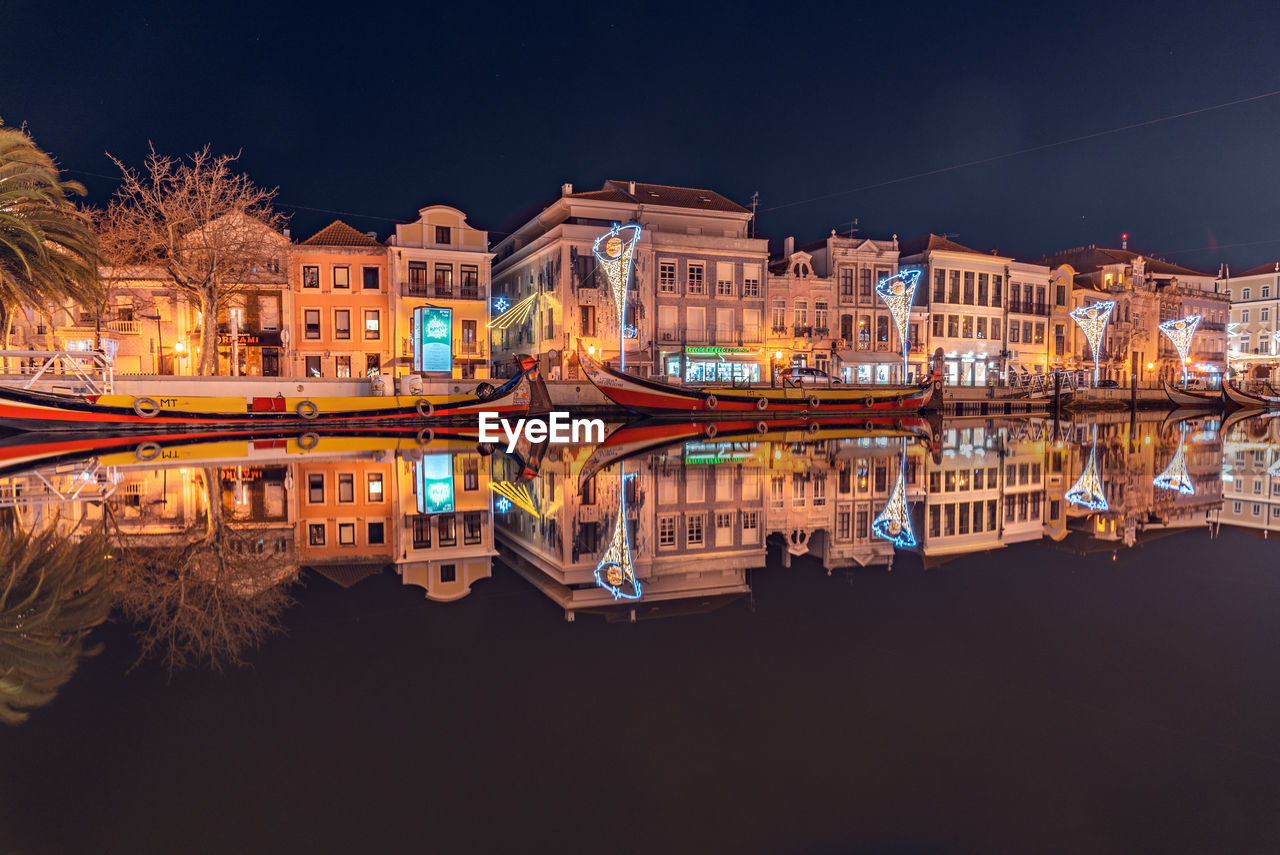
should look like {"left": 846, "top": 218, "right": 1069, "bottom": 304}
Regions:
{"left": 305, "top": 355, "right": 322, "bottom": 377}
{"left": 363, "top": 267, "right": 380, "bottom": 290}
{"left": 686, "top": 514, "right": 704, "bottom": 546}
{"left": 440, "top": 563, "right": 456, "bottom": 582}
{"left": 367, "top": 521, "right": 385, "bottom": 544}
{"left": 308, "top": 523, "right": 325, "bottom": 545}
{"left": 335, "top": 310, "right": 350, "bottom": 340}
{"left": 463, "top": 512, "right": 483, "bottom": 544}
{"left": 333, "top": 266, "right": 350, "bottom": 289}
{"left": 411, "top": 515, "right": 431, "bottom": 548}
{"left": 308, "top": 473, "right": 324, "bottom": 503}
{"left": 304, "top": 309, "right": 321, "bottom": 339}
{"left": 368, "top": 473, "right": 383, "bottom": 501}
{"left": 364, "top": 310, "right": 380, "bottom": 340}
{"left": 437, "top": 515, "right": 456, "bottom": 546}
{"left": 335, "top": 355, "right": 351, "bottom": 378}
{"left": 338, "top": 523, "right": 355, "bottom": 545}
{"left": 302, "top": 266, "right": 319, "bottom": 289}
{"left": 338, "top": 474, "right": 354, "bottom": 503}
{"left": 463, "top": 458, "right": 479, "bottom": 491}
{"left": 579, "top": 305, "right": 596, "bottom": 336}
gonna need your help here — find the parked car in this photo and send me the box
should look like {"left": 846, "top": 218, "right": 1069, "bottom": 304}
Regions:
{"left": 1096, "top": 379, "right": 1120, "bottom": 388}
{"left": 780, "top": 367, "right": 842, "bottom": 386}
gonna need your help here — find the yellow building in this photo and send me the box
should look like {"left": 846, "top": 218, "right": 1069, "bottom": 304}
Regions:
{"left": 387, "top": 205, "right": 494, "bottom": 381}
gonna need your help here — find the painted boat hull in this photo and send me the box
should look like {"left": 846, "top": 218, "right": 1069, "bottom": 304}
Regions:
{"left": 0, "top": 369, "right": 540, "bottom": 433}
{"left": 1223, "top": 381, "right": 1279, "bottom": 410}
{"left": 1162, "top": 379, "right": 1221, "bottom": 408}
{"left": 578, "top": 350, "right": 940, "bottom": 416}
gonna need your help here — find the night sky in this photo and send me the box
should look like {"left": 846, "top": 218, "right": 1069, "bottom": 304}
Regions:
{"left": 6, "top": 0, "right": 1280, "bottom": 269}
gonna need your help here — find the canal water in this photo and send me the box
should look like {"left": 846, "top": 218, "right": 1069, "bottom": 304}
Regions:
{"left": 2, "top": 412, "right": 1279, "bottom": 853}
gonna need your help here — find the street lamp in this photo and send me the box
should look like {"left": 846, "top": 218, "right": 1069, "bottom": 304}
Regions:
{"left": 140, "top": 313, "right": 164, "bottom": 374}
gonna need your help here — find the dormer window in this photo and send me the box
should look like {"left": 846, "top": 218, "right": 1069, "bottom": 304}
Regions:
{"left": 793, "top": 261, "right": 810, "bottom": 278}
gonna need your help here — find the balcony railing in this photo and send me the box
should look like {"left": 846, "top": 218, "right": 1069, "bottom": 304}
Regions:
{"left": 457, "top": 341, "right": 482, "bottom": 355}
{"left": 793, "top": 324, "right": 813, "bottom": 337}
{"left": 402, "top": 282, "right": 483, "bottom": 300}
{"left": 104, "top": 320, "right": 140, "bottom": 334}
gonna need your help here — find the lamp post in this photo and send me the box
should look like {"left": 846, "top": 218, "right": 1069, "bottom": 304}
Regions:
{"left": 140, "top": 313, "right": 163, "bottom": 374}
{"left": 593, "top": 224, "right": 642, "bottom": 373}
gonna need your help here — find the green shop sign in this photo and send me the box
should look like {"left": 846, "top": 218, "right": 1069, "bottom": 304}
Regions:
{"left": 684, "top": 346, "right": 755, "bottom": 356}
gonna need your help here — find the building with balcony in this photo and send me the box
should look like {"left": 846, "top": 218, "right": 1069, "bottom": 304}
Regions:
{"left": 490, "top": 180, "right": 768, "bottom": 383}
{"left": 1040, "top": 246, "right": 1226, "bottom": 386}
{"left": 901, "top": 234, "right": 1010, "bottom": 386}
{"left": 387, "top": 205, "right": 494, "bottom": 380}
{"left": 1004, "top": 259, "right": 1053, "bottom": 382}
{"left": 1219, "top": 262, "right": 1280, "bottom": 383}
{"left": 766, "top": 232, "right": 906, "bottom": 382}
{"left": 288, "top": 221, "right": 391, "bottom": 379}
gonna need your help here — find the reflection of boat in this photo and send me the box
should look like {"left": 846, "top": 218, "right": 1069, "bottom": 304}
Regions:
{"left": 577, "top": 349, "right": 940, "bottom": 416}
{"left": 1223, "top": 381, "right": 1279, "bottom": 410}
{"left": 1158, "top": 408, "right": 1217, "bottom": 439}
{"left": 1162, "top": 379, "right": 1221, "bottom": 408}
{"left": 0, "top": 357, "right": 545, "bottom": 433}
{"left": 578, "top": 415, "right": 937, "bottom": 487}
{"left": 0, "top": 427, "right": 489, "bottom": 479}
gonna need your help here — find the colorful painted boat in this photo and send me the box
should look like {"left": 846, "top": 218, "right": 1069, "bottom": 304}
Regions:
{"left": 577, "top": 349, "right": 940, "bottom": 416}
{"left": 1223, "top": 381, "right": 1280, "bottom": 410}
{"left": 1162, "top": 379, "right": 1222, "bottom": 408}
{"left": 0, "top": 358, "right": 548, "bottom": 433}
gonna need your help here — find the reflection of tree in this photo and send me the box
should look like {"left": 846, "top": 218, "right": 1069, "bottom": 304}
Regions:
{"left": 109, "top": 467, "right": 297, "bottom": 674}
{"left": 0, "top": 524, "right": 113, "bottom": 726}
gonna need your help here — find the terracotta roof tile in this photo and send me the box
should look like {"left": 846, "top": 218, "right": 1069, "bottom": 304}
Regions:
{"left": 1230, "top": 262, "right": 1280, "bottom": 278}
{"left": 300, "top": 220, "right": 382, "bottom": 247}
{"left": 567, "top": 180, "right": 749, "bottom": 214}
{"left": 898, "top": 233, "right": 990, "bottom": 258}
{"left": 306, "top": 562, "right": 387, "bottom": 588}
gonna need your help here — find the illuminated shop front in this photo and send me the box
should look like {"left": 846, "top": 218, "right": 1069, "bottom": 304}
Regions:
{"left": 665, "top": 346, "right": 763, "bottom": 383}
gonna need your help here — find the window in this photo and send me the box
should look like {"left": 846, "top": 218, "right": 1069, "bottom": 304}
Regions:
{"left": 460, "top": 265, "right": 479, "bottom": 297}
{"left": 860, "top": 269, "right": 873, "bottom": 298}
{"left": 658, "top": 516, "right": 676, "bottom": 548}
{"left": 434, "top": 264, "right": 453, "bottom": 294}
{"left": 259, "top": 295, "right": 280, "bottom": 330}
{"left": 794, "top": 300, "right": 809, "bottom": 327}
{"left": 947, "top": 315, "right": 959, "bottom": 338}
{"left": 815, "top": 301, "right": 829, "bottom": 332}
{"left": 364, "top": 310, "right": 380, "bottom": 340}
{"left": 932, "top": 314, "right": 944, "bottom": 337}
{"left": 305, "top": 355, "right": 322, "bottom": 377}
{"left": 304, "top": 309, "right": 321, "bottom": 339}
{"left": 335, "top": 309, "right": 351, "bottom": 340}
{"left": 841, "top": 269, "right": 855, "bottom": 297}
{"left": 976, "top": 317, "right": 987, "bottom": 339}
{"left": 463, "top": 512, "right": 483, "bottom": 544}
{"left": 367, "top": 521, "right": 385, "bottom": 544}
{"left": 440, "top": 564, "right": 457, "bottom": 583}
{"left": 302, "top": 265, "right": 319, "bottom": 289}
{"left": 742, "top": 511, "right": 758, "bottom": 532}
{"left": 1034, "top": 323, "right": 1045, "bottom": 344}
{"left": 408, "top": 261, "right": 428, "bottom": 291}
{"left": 463, "top": 457, "right": 479, "bottom": 491}
{"left": 308, "top": 473, "right": 324, "bottom": 503}
{"left": 363, "top": 266, "right": 380, "bottom": 290}
{"left": 687, "top": 263, "right": 705, "bottom": 295}
{"left": 877, "top": 315, "right": 889, "bottom": 343}
{"left": 1264, "top": 308, "right": 1271, "bottom": 322}
{"left": 743, "top": 274, "right": 760, "bottom": 298}
{"left": 333, "top": 266, "right": 350, "bottom": 289}
{"left": 435, "top": 225, "right": 452, "bottom": 244}
{"left": 338, "top": 523, "right": 356, "bottom": 545}
{"left": 991, "top": 319, "right": 1001, "bottom": 340}
{"left": 1056, "top": 284, "right": 1067, "bottom": 305}
{"left": 1242, "top": 309, "right": 1250, "bottom": 323}
{"left": 716, "top": 271, "right": 734, "bottom": 296}
{"left": 412, "top": 516, "right": 431, "bottom": 548}
{"left": 461, "top": 319, "right": 477, "bottom": 353}
{"left": 308, "top": 523, "right": 325, "bottom": 546}
{"left": 659, "top": 261, "right": 677, "bottom": 293}
{"left": 368, "top": 473, "right": 383, "bottom": 501}
{"left": 366, "top": 354, "right": 380, "bottom": 376}
{"left": 978, "top": 273, "right": 989, "bottom": 305}
{"left": 336, "top": 355, "right": 351, "bottom": 377}
{"left": 962, "top": 316, "right": 973, "bottom": 338}
{"left": 1243, "top": 287, "right": 1251, "bottom": 300}
{"left": 963, "top": 272, "right": 975, "bottom": 304}
{"left": 437, "top": 515, "right": 456, "bottom": 546}
{"left": 580, "top": 305, "right": 596, "bottom": 336}
{"left": 686, "top": 514, "right": 704, "bottom": 546}
{"left": 1264, "top": 285, "right": 1272, "bottom": 298}
{"left": 813, "top": 474, "right": 827, "bottom": 506}
{"left": 933, "top": 269, "right": 946, "bottom": 302}
{"left": 338, "top": 473, "right": 354, "bottom": 503}
{"left": 772, "top": 300, "right": 787, "bottom": 330}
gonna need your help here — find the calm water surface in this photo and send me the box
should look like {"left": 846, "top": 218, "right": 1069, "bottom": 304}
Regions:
{"left": 2, "top": 413, "right": 1279, "bottom": 854}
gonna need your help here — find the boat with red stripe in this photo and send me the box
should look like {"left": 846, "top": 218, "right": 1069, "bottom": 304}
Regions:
{"left": 577, "top": 348, "right": 941, "bottom": 416}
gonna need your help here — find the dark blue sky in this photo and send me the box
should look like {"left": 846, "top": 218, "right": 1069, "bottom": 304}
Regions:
{"left": 6, "top": 0, "right": 1280, "bottom": 270}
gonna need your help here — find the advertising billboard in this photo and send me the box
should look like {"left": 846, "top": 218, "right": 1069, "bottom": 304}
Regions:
{"left": 415, "top": 454, "right": 455, "bottom": 514}
{"left": 412, "top": 306, "right": 453, "bottom": 373}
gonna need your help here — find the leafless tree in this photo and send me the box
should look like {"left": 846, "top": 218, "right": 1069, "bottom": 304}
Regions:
{"left": 99, "top": 146, "right": 288, "bottom": 374}
{"left": 108, "top": 467, "right": 297, "bottom": 674}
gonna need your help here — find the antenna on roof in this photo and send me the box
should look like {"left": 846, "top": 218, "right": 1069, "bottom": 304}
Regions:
{"left": 749, "top": 191, "right": 759, "bottom": 238}
{"left": 1122, "top": 232, "right": 1128, "bottom": 251}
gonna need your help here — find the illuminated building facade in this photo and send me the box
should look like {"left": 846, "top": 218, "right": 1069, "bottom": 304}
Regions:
{"left": 1219, "top": 262, "right": 1280, "bottom": 383}
{"left": 489, "top": 180, "right": 768, "bottom": 383}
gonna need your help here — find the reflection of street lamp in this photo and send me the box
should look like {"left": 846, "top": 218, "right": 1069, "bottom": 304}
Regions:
{"left": 140, "top": 313, "right": 163, "bottom": 374}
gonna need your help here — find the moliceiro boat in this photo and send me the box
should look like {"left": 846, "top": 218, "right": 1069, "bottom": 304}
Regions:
{"left": 0, "top": 357, "right": 547, "bottom": 433}
{"left": 1161, "top": 379, "right": 1222, "bottom": 408}
{"left": 577, "top": 349, "right": 941, "bottom": 416}
{"left": 1223, "top": 380, "right": 1280, "bottom": 410}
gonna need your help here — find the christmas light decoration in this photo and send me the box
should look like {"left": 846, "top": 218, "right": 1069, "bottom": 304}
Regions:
{"left": 876, "top": 269, "right": 922, "bottom": 375}
{"left": 871, "top": 438, "right": 916, "bottom": 547}
{"left": 1070, "top": 301, "right": 1115, "bottom": 387}
{"left": 1066, "top": 427, "right": 1108, "bottom": 511}
{"left": 489, "top": 480, "right": 539, "bottom": 517}
{"left": 593, "top": 223, "right": 642, "bottom": 370}
{"left": 595, "top": 468, "right": 641, "bottom": 600}
{"left": 486, "top": 292, "right": 538, "bottom": 330}
{"left": 1158, "top": 315, "right": 1201, "bottom": 386}
{"left": 492, "top": 296, "right": 510, "bottom": 314}
{"left": 1153, "top": 429, "right": 1194, "bottom": 495}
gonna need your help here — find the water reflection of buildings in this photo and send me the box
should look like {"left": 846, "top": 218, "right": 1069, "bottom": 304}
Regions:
{"left": 1219, "top": 415, "right": 1280, "bottom": 534}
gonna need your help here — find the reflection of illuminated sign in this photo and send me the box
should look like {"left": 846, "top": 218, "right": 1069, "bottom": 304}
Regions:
{"left": 415, "top": 454, "right": 455, "bottom": 514}
{"left": 412, "top": 307, "right": 452, "bottom": 373}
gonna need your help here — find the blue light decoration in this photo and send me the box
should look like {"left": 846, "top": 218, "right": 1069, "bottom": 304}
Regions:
{"left": 1158, "top": 315, "right": 1201, "bottom": 387}
{"left": 495, "top": 496, "right": 512, "bottom": 514}
{"left": 1066, "top": 427, "right": 1109, "bottom": 511}
{"left": 875, "top": 269, "right": 923, "bottom": 376}
{"left": 492, "top": 296, "right": 510, "bottom": 315}
{"left": 592, "top": 223, "right": 642, "bottom": 371}
{"left": 1153, "top": 428, "right": 1195, "bottom": 495}
{"left": 1069, "top": 301, "right": 1115, "bottom": 388}
{"left": 594, "top": 468, "right": 641, "bottom": 600}
{"left": 622, "top": 324, "right": 638, "bottom": 339}
{"left": 871, "top": 438, "right": 916, "bottom": 547}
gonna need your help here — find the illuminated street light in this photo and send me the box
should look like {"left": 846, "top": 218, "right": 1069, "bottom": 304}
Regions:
{"left": 876, "top": 269, "right": 922, "bottom": 377}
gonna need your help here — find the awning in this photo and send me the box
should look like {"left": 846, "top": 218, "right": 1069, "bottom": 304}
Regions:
{"left": 835, "top": 349, "right": 903, "bottom": 364}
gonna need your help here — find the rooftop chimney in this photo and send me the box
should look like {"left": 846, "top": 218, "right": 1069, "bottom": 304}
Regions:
{"left": 784, "top": 236, "right": 795, "bottom": 257}
{"left": 366, "top": 231, "right": 377, "bottom": 240}
{"left": 283, "top": 227, "right": 291, "bottom": 240}
{"left": 628, "top": 180, "right": 636, "bottom": 195}
{"left": 561, "top": 182, "right": 573, "bottom": 197}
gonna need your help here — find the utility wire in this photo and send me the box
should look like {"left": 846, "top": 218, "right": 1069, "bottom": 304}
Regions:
{"left": 760, "top": 87, "right": 1280, "bottom": 212}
